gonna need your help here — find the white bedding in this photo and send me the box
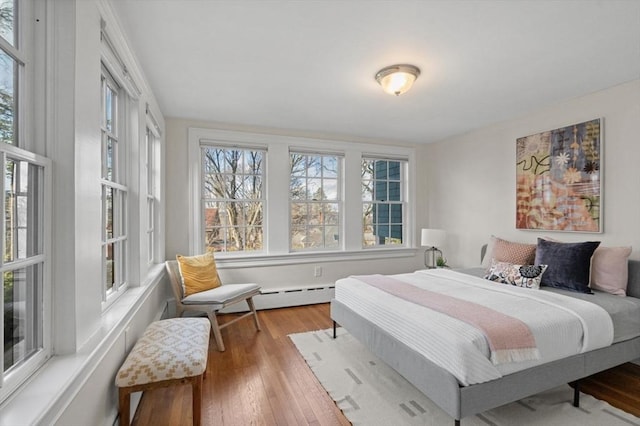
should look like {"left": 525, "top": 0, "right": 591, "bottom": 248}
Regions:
{"left": 334, "top": 268, "right": 614, "bottom": 386}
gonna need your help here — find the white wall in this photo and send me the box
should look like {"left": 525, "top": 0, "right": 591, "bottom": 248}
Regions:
{"left": 423, "top": 80, "right": 640, "bottom": 267}
{"left": 165, "top": 118, "right": 426, "bottom": 290}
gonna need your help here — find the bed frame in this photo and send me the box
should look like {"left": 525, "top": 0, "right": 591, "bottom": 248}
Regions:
{"left": 330, "top": 259, "right": 640, "bottom": 425}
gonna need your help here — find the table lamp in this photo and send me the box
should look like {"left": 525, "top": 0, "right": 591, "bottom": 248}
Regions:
{"left": 421, "top": 228, "right": 446, "bottom": 268}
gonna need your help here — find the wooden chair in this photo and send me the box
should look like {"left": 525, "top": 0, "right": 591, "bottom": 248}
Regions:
{"left": 165, "top": 260, "right": 261, "bottom": 351}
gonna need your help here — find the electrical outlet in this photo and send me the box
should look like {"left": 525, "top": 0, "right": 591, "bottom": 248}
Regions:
{"left": 314, "top": 266, "right": 322, "bottom": 277}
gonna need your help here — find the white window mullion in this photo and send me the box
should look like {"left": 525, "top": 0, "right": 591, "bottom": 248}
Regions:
{"left": 343, "top": 150, "right": 364, "bottom": 251}
{"left": 263, "top": 143, "right": 287, "bottom": 254}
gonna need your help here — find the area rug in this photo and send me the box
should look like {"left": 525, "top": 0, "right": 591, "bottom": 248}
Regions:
{"left": 289, "top": 328, "right": 640, "bottom": 426}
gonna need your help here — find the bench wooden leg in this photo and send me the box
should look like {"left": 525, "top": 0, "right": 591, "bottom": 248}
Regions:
{"left": 247, "top": 296, "right": 261, "bottom": 331}
{"left": 208, "top": 312, "right": 226, "bottom": 351}
{"left": 192, "top": 374, "right": 203, "bottom": 426}
{"left": 119, "top": 387, "right": 131, "bottom": 426}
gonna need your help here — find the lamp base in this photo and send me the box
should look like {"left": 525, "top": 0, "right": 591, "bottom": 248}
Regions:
{"left": 424, "top": 247, "right": 443, "bottom": 269}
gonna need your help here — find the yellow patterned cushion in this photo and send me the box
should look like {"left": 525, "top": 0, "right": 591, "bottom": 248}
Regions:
{"left": 115, "top": 318, "right": 210, "bottom": 387}
{"left": 176, "top": 252, "right": 221, "bottom": 297}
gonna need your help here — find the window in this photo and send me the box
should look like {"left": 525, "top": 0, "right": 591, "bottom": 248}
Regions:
{"left": 1, "top": 0, "right": 18, "bottom": 146}
{"left": 190, "top": 128, "right": 415, "bottom": 259}
{"left": 362, "top": 158, "right": 407, "bottom": 247}
{"left": 290, "top": 152, "right": 341, "bottom": 251}
{"left": 2, "top": 151, "right": 48, "bottom": 373}
{"left": 0, "top": 145, "right": 51, "bottom": 396}
{"left": 145, "top": 127, "right": 155, "bottom": 264}
{"left": 0, "top": 0, "right": 51, "bottom": 399}
{"left": 101, "top": 66, "right": 128, "bottom": 300}
{"left": 201, "top": 146, "right": 265, "bottom": 253}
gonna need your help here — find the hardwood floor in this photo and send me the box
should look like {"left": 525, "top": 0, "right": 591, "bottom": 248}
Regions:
{"left": 132, "top": 304, "right": 349, "bottom": 426}
{"left": 132, "top": 303, "right": 640, "bottom": 425}
{"left": 581, "top": 362, "right": 640, "bottom": 417}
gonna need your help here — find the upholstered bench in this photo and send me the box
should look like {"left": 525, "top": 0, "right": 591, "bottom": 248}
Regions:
{"left": 115, "top": 317, "right": 211, "bottom": 426}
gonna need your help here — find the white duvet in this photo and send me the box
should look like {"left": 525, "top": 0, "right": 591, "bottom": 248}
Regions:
{"left": 334, "top": 268, "right": 614, "bottom": 386}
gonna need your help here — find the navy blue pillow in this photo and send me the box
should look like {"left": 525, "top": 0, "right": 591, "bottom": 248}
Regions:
{"left": 534, "top": 238, "right": 600, "bottom": 293}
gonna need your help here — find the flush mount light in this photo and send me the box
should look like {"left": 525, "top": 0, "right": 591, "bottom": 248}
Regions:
{"left": 375, "top": 64, "right": 421, "bottom": 96}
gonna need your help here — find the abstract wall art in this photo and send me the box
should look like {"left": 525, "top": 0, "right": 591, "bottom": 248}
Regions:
{"left": 516, "top": 118, "right": 602, "bottom": 232}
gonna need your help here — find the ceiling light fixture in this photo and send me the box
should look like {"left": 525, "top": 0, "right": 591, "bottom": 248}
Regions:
{"left": 375, "top": 64, "right": 420, "bottom": 96}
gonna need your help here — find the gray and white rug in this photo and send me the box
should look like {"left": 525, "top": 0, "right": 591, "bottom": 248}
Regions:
{"left": 290, "top": 328, "right": 640, "bottom": 426}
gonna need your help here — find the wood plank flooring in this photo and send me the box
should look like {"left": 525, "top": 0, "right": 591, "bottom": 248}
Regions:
{"left": 132, "top": 303, "right": 640, "bottom": 425}
{"left": 132, "top": 304, "right": 349, "bottom": 426}
{"left": 580, "top": 362, "right": 640, "bottom": 417}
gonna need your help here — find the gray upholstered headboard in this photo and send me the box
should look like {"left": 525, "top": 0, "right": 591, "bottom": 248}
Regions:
{"left": 627, "top": 260, "right": 640, "bottom": 299}
{"left": 480, "top": 244, "right": 640, "bottom": 299}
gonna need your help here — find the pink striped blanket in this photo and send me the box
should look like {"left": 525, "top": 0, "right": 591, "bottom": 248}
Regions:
{"left": 353, "top": 274, "right": 540, "bottom": 364}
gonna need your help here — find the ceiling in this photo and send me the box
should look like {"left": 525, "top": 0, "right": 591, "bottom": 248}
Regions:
{"left": 111, "top": 0, "right": 640, "bottom": 145}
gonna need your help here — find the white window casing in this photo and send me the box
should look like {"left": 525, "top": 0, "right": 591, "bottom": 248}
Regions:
{"left": 188, "top": 127, "right": 416, "bottom": 266}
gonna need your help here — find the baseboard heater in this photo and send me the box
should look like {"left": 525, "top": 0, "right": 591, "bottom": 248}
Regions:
{"left": 220, "top": 283, "right": 335, "bottom": 313}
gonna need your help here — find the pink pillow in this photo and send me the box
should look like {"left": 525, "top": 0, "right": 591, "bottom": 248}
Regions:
{"left": 590, "top": 246, "right": 632, "bottom": 296}
{"left": 491, "top": 237, "right": 537, "bottom": 266}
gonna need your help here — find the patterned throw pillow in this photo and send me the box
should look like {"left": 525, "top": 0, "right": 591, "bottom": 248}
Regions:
{"left": 492, "top": 237, "right": 537, "bottom": 265}
{"left": 485, "top": 259, "right": 548, "bottom": 290}
{"left": 482, "top": 236, "right": 537, "bottom": 269}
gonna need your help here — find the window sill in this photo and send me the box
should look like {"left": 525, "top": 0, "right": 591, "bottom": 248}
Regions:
{"left": 0, "top": 264, "right": 166, "bottom": 425}
{"left": 214, "top": 247, "right": 419, "bottom": 269}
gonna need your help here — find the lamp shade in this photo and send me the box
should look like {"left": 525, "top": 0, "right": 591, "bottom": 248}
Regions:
{"left": 375, "top": 64, "right": 420, "bottom": 96}
{"left": 421, "top": 229, "right": 446, "bottom": 247}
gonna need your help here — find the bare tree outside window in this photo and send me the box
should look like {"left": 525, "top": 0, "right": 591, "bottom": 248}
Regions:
{"left": 290, "top": 153, "right": 341, "bottom": 251}
{"left": 0, "top": 1, "right": 14, "bottom": 45}
{"left": 1, "top": 0, "right": 17, "bottom": 146}
{"left": 202, "top": 147, "right": 264, "bottom": 252}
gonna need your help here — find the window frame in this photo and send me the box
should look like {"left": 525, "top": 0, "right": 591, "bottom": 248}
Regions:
{"left": 144, "top": 127, "right": 155, "bottom": 264}
{"left": 1, "top": 0, "right": 33, "bottom": 151}
{"left": 361, "top": 157, "right": 408, "bottom": 248}
{"left": 289, "top": 151, "right": 343, "bottom": 252}
{"left": 200, "top": 144, "right": 266, "bottom": 254}
{"left": 0, "top": 142, "right": 52, "bottom": 401}
{"left": 100, "top": 64, "right": 129, "bottom": 305}
{"left": 188, "top": 127, "right": 417, "bottom": 265}
{"left": 0, "top": 0, "right": 52, "bottom": 400}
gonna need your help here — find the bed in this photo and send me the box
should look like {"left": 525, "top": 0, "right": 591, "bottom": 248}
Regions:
{"left": 330, "top": 252, "right": 640, "bottom": 425}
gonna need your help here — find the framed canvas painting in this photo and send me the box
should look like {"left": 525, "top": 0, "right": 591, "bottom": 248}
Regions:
{"left": 516, "top": 118, "right": 602, "bottom": 232}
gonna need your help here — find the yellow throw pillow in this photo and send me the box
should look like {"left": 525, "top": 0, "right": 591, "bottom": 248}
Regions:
{"left": 176, "top": 253, "right": 221, "bottom": 297}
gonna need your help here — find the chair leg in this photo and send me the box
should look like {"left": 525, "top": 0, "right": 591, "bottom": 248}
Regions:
{"left": 207, "top": 312, "right": 226, "bottom": 352}
{"left": 247, "top": 296, "right": 261, "bottom": 331}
